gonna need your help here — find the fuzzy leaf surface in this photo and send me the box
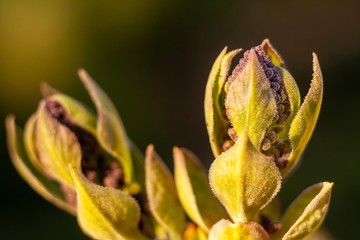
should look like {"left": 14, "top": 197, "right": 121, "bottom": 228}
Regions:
{"left": 225, "top": 50, "right": 277, "bottom": 149}
{"left": 49, "top": 93, "right": 97, "bottom": 135}
{"left": 6, "top": 115, "right": 75, "bottom": 215}
{"left": 174, "top": 147, "right": 226, "bottom": 232}
{"left": 209, "top": 131, "right": 281, "bottom": 223}
{"left": 36, "top": 101, "right": 82, "bottom": 189}
{"left": 78, "top": 69, "right": 134, "bottom": 185}
{"left": 70, "top": 167, "right": 147, "bottom": 240}
{"left": 204, "top": 47, "right": 241, "bottom": 157}
{"left": 145, "top": 145, "right": 186, "bottom": 237}
{"left": 261, "top": 39, "right": 285, "bottom": 67}
{"left": 273, "top": 182, "right": 333, "bottom": 240}
{"left": 209, "top": 219, "right": 269, "bottom": 240}
{"left": 285, "top": 53, "right": 323, "bottom": 177}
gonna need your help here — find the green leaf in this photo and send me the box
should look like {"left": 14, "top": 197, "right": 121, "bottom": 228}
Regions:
{"left": 225, "top": 49, "right": 278, "bottom": 149}
{"left": 173, "top": 147, "right": 227, "bottom": 232}
{"left": 204, "top": 47, "right": 241, "bottom": 157}
{"left": 78, "top": 69, "right": 134, "bottom": 185}
{"left": 209, "top": 130, "right": 281, "bottom": 223}
{"left": 275, "top": 67, "right": 301, "bottom": 141}
{"left": 23, "top": 112, "right": 44, "bottom": 173}
{"left": 36, "top": 101, "right": 82, "bottom": 189}
{"left": 261, "top": 39, "right": 285, "bottom": 67}
{"left": 6, "top": 115, "right": 76, "bottom": 215}
{"left": 49, "top": 93, "right": 97, "bottom": 135}
{"left": 145, "top": 145, "right": 186, "bottom": 237}
{"left": 273, "top": 182, "right": 333, "bottom": 240}
{"left": 209, "top": 219, "right": 269, "bottom": 240}
{"left": 70, "top": 167, "right": 148, "bottom": 240}
{"left": 284, "top": 53, "right": 323, "bottom": 177}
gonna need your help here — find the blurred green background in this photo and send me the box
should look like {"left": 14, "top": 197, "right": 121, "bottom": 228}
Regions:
{"left": 1, "top": 0, "right": 359, "bottom": 239}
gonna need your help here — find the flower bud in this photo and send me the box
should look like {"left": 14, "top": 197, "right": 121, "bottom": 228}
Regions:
{"left": 6, "top": 70, "right": 144, "bottom": 214}
{"left": 205, "top": 39, "right": 323, "bottom": 177}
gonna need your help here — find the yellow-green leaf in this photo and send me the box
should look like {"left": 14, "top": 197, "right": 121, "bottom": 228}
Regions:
{"left": 273, "top": 182, "right": 333, "bottom": 240}
{"left": 225, "top": 50, "right": 278, "bottom": 149}
{"left": 145, "top": 145, "right": 186, "bottom": 237}
{"left": 173, "top": 147, "right": 227, "bottom": 232}
{"left": 275, "top": 67, "right": 301, "bottom": 141}
{"left": 261, "top": 39, "right": 285, "bottom": 67}
{"left": 24, "top": 113, "right": 44, "bottom": 173}
{"left": 204, "top": 47, "right": 241, "bottom": 157}
{"left": 209, "top": 130, "right": 281, "bottom": 223}
{"left": 36, "top": 101, "right": 82, "bottom": 189}
{"left": 78, "top": 69, "right": 134, "bottom": 185}
{"left": 209, "top": 219, "right": 269, "bottom": 240}
{"left": 6, "top": 115, "right": 76, "bottom": 215}
{"left": 284, "top": 53, "right": 323, "bottom": 177}
{"left": 49, "top": 93, "right": 97, "bottom": 135}
{"left": 70, "top": 167, "right": 148, "bottom": 240}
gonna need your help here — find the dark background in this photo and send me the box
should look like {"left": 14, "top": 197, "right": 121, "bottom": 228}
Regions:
{"left": 1, "top": 0, "right": 359, "bottom": 239}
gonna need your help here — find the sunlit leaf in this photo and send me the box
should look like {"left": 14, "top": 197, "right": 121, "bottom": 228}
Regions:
{"left": 284, "top": 53, "right": 323, "bottom": 177}
{"left": 273, "top": 182, "right": 333, "bottom": 240}
{"left": 6, "top": 115, "right": 75, "bottom": 215}
{"left": 173, "top": 147, "right": 227, "bottom": 232}
{"left": 78, "top": 69, "right": 134, "bottom": 185}
{"left": 70, "top": 167, "right": 148, "bottom": 240}
{"left": 209, "top": 130, "right": 281, "bottom": 223}
{"left": 49, "top": 93, "right": 97, "bottom": 135}
{"left": 23, "top": 112, "right": 43, "bottom": 172}
{"left": 225, "top": 50, "right": 278, "bottom": 149}
{"left": 36, "top": 101, "right": 82, "bottom": 189}
{"left": 145, "top": 145, "right": 186, "bottom": 237}
{"left": 275, "top": 66, "right": 301, "bottom": 141}
{"left": 209, "top": 219, "right": 269, "bottom": 240}
{"left": 205, "top": 47, "right": 241, "bottom": 157}
{"left": 261, "top": 39, "right": 285, "bottom": 67}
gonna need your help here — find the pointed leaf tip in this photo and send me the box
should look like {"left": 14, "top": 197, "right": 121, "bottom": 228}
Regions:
{"left": 225, "top": 50, "right": 278, "bottom": 149}
{"left": 285, "top": 53, "right": 323, "bottom": 177}
{"left": 209, "top": 130, "right": 281, "bottom": 223}
{"left": 40, "top": 82, "right": 60, "bottom": 97}
{"left": 174, "top": 147, "right": 226, "bottom": 232}
{"left": 145, "top": 145, "right": 186, "bottom": 236}
{"left": 205, "top": 47, "right": 241, "bottom": 157}
{"left": 36, "top": 101, "right": 82, "bottom": 189}
{"left": 261, "top": 39, "right": 285, "bottom": 67}
{"left": 69, "top": 166, "right": 147, "bottom": 240}
{"left": 6, "top": 115, "right": 76, "bottom": 215}
{"left": 78, "top": 69, "right": 134, "bottom": 185}
{"left": 274, "top": 182, "right": 333, "bottom": 240}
